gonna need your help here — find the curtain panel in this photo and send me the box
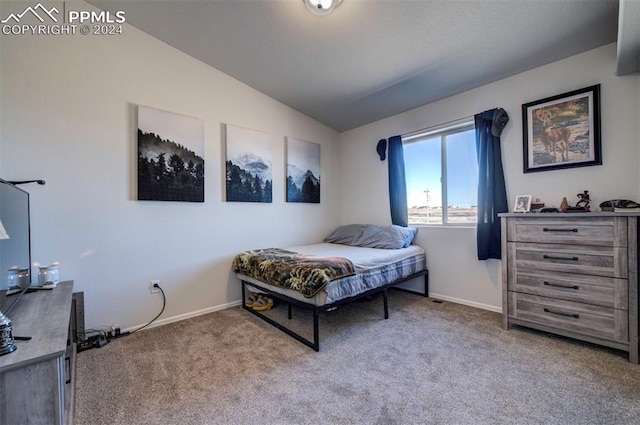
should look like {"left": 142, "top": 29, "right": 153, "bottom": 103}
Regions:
{"left": 475, "top": 108, "right": 509, "bottom": 260}
{"left": 387, "top": 135, "right": 408, "bottom": 227}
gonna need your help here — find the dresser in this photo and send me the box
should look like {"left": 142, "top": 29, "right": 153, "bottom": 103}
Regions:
{"left": 500, "top": 213, "right": 638, "bottom": 364}
{"left": 0, "top": 281, "right": 76, "bottom": 424}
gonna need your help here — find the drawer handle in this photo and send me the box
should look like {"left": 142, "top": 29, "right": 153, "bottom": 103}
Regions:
{"left": 544, "top": 308, "right": 579, "bottom": 319}
{"left": 544, "top": 281, "right": 579, "bottom": 290}
{"left": 543, "top": 228, "right": 578, "bottom": 233}
{"left": 543, "top": 254, "right": 579, "bottom": 262}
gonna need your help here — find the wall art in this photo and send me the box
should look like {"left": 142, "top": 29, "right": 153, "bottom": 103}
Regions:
{"left": 225, "top": 124, "right": 272, "bottom": 203}
{"left": 286, "top": 137, "right": 320, "bottom": 203}
{"left": 522, "top": 84, "right": 601, "bottom": 173}
{"left": 137, "top": 105, "right": 205, "bottom": 202}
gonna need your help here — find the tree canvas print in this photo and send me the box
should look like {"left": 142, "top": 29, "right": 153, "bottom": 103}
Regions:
{"left": 286, "top": 137, "right": 320, "bottom": 203}
{"left": 225, "top": 124, "right": 273, "bottom": 203}
{"left": 137, "top": 106, "right": 205, "bottom": 202}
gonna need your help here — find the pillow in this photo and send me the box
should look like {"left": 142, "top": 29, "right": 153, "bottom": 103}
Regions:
{"left": 352, "top": 225, "right": 418, "bottom": 249}
{"left": 323, "top": 224, "right": 366, "bottom": 245}
{"left": 399, "top": 226, "right": 418, "bottom": 248}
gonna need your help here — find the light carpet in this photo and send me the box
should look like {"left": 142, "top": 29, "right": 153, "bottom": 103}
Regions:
{"left": 75, "top": 291, "right": 640, "bottom": 424}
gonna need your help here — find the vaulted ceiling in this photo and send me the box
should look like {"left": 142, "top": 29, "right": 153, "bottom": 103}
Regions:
{"left": 89, "top": 0, "right": 638, "bottom": 132}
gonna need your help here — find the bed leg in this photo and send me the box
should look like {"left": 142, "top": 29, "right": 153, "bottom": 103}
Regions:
{"left": 424, "top": 270, "right": 429, "bottom": 297}
{"left": 312, "top": 309, "right": 320, "bottom": 351}
{"left": 288, "top": 302, "right": 293, "bottom": 320}
{"left": 383, "top": 289, "right": 389, "bottom": 319}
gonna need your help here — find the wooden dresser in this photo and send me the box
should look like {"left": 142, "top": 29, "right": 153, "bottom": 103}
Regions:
{"left": 500, "top": 213, "right": 638, "bottom": 364}
{"left": 0, "top": 281, "right": 76, "bottom": 424}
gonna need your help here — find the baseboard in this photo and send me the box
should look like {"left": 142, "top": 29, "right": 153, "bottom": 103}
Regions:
{"left": 122, "top": 299, "right": 243, "bottom": 333}
{"left": 122, "top": 294, "right": 501, "bottom": 334}
{"left": 428, "top": 292, "right": 502, "bottom": 313}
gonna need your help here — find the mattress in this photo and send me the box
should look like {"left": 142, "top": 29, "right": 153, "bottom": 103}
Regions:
{"left": 236, "top": 242, "right": 426, "bottom": 306}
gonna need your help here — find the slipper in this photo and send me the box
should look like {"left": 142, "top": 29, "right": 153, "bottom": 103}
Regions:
{"left": 252, "top": 296, "right": 274, "bottom": 311}
{"left": 245, "top": 293, "right": 260, "bottom": 307}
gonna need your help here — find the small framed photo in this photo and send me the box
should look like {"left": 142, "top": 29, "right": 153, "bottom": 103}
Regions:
{"left": 514, "top": 195, "right": 532, "bottom": 213}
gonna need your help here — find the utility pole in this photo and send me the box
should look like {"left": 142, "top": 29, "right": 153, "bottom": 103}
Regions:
{"left": 424, "top": 189, "right": 430, "bottom": 222}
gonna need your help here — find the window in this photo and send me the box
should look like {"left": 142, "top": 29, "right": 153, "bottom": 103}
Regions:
{"left": 403, "top": 120, "right": 477, "bottom": 225}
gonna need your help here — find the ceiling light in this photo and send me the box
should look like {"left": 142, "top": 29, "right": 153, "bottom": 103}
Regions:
{"left": 303, "top": 0, "right": 343, "bottom": 16}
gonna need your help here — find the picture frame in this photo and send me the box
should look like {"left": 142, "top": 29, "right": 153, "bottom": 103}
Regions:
{"left": 286, "top": 137, "right": 321, "bottom": 203}
{"left": 522, "top": 84, "right": 601, "bottom": 173}
{"left": 137, "top": 105, "right": 205, "bottom": 202}
{"left": 513, "top": 195, "right": 532, "bottom": 213}
{"left": 224, "top": 124, "right": 273, "bottom": 203}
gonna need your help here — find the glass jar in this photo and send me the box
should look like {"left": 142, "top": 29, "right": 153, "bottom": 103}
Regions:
{"left": 7, "top": 268, "right": 30, "bottom": 289}
{"left": 38, "top": 263, "right": 60, "bottom": 286}
{"left": 6, "top": 268, "right": 19, "bottom": 290}
{"left": 17, "top": 268, "right": 30, "bottom": 287}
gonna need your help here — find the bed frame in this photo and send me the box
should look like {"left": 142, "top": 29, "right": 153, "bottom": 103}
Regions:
{"left": 241, "top": 269, "right": 428, "bottom": 351}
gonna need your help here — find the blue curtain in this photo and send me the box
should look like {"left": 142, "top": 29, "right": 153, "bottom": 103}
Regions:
{"left": 475, "top": 108, "right": 509, "bottom": 260}
{"left": 387, "top": 135, "right": 408, "bottom": 227}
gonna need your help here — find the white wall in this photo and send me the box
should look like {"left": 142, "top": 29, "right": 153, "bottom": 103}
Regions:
{"left": 339, "top": 43, "right": 640, "bottom": 311}
{"left": 0, "top": 1, "right": 340, "bottom": 330}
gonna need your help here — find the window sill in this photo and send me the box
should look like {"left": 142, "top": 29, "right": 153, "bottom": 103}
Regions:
{"left": 411, "top": 223, "right": 477, "bottom": 229}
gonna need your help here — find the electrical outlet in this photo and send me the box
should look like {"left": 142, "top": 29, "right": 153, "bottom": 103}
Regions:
{"left": 149, "top": 280, "right": 160, "bottom": 294}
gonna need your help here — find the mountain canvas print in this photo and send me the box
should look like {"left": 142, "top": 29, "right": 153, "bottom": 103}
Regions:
{"left": 225, "top": 124, "right": 273, "bottom": 203}
{"left": 137, "top": 106, "right": 205, "bottom": 202}
{"left": 286, "top": 137, "right": 320, "bottom": 203}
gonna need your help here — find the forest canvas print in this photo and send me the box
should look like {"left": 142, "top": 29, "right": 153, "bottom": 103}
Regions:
{"left": 137, "top": 106, "right": 205, "bottom": 202}
{"left": 286, "top": 137, "right": 320, "bottom": 203}
{"left": 225, "top": 124, "right": 273, "bottom": 203}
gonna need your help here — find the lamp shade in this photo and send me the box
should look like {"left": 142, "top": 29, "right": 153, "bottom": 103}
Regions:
{"left": 0, "top": 219, "right": 9, "bottom": 240}
{"left": 304, "top": 0, "right": 343, "bottom": 16}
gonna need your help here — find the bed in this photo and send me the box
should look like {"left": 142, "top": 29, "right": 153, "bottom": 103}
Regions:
{"left": 232, "top": 224, "right": 429, "bottom": 351}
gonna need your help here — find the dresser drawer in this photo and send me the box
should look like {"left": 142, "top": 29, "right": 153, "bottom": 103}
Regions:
{"left": 508, "top": 242, "right": 627, "bottom": 278}
{"left": 507, "top": 216, "right": 627, "bottom": 247}
{"left": 507, "top": 292, "right": 629, "bottom": 343}
{"left": 510, "top": 269, "right": 628, "bottom": 309}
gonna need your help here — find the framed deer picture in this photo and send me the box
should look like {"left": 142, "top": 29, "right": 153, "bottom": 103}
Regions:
{"left": 522, "top": 84, "right": 601, "bottom": 173}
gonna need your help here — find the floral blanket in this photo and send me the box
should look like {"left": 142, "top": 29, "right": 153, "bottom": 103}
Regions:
{"left": 232, "top": 248, "right": 356, "bottom": 298}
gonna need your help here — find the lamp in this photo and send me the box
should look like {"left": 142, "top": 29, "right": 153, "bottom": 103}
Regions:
{"left": 7, "top": 179, "right": 46, "bottom": 186}
{"left": 303, "top": 0, "right": 343, "bottom": 16}
{"left": 0, "top": 219, "right": 9, "bottom": 240}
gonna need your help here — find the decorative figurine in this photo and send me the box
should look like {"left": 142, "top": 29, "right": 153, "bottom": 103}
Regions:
{"left": 561, "top": 190, "right": 591, "bottom": 213}
{"left": 575, "top": 190, "right": 590, "bottom": 211}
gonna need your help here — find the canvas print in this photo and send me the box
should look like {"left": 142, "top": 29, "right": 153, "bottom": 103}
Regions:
{"left": 137, "top": 106, "right": 204, "bottom": 202}
{"left": 522, "top": 85, "right": 601, "bottom": 173}
{"left": 286, "top": 137, "right": 320, "bottom": 203}
{"left": 225, "top": 124, "right": 273, "bottom": 203}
